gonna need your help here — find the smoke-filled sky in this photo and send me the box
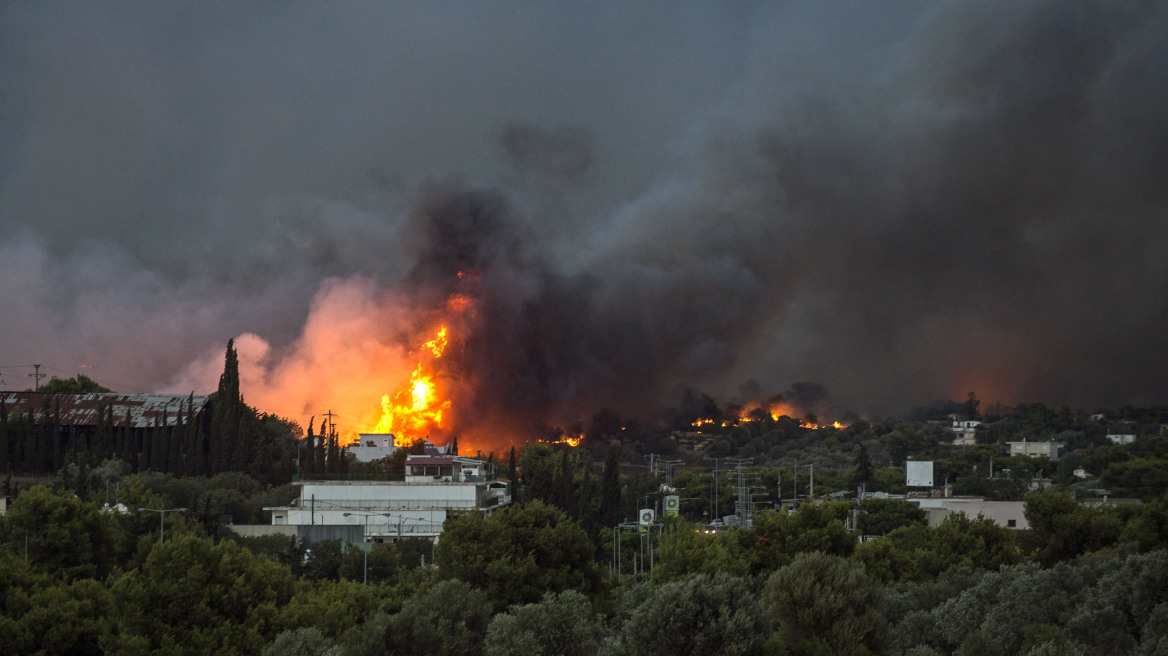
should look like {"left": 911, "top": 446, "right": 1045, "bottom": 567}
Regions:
{"left": 3, "top": 2, "right": 1167, "bottom": 442}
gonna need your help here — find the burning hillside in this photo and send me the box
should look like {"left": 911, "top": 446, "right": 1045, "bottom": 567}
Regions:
{"left": 168, "top": 188, "right": 673, "bottom": 454}
{"left": 171, "top": 188, "right": 867, "bottom": 454}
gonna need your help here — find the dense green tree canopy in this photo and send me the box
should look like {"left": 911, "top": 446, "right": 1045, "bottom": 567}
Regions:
{"left": 383, "top": 579, "right": 493, "bottom": 656}
{"left": 435, "top": 500, "right": 602, "bottom": 609}
{"left": 618, "top": 572, "right": 771, "bottom": 656}
{"left": 764, "top": 551, "right": 888, "bottom": 656}
{"left": 108, "top": 534, "right": 297, "bottom": 655}
{"left": 484, "top": 590, "right": 603, "bottom": 656}
{"left": 35, "top": 374, "right": 113, "bottom": 394}
{"left": 0, "top": 484, "right": 117, "bottom": 581}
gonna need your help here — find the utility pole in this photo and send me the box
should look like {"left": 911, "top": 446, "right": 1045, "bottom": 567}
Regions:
{"left": 662, "top": 459, "right": 683, "bottom": 488}
{"left": 323, "top": 410, "right": 338, "bottom": 439}
{"left": 777, "top": 470, "right": 781, "bottom": 509}
{"left": 707, "top": 457, "right": 728, "bottom": 521}
{"left": 138, "top": 507, "right": 187, "bottom": 543}
{"left": 792, "top": 457, "right": 798, "bottom": 509}
{"left": 713, "top": 459, "right": 719, "bottom": 519}
{"left": 29, "top": 364, "right": 44, "bottom": 391}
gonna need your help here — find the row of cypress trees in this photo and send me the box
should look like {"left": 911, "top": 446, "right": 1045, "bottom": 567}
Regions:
{"left": 0, "top": 339, "right": 300, "bottom": 485}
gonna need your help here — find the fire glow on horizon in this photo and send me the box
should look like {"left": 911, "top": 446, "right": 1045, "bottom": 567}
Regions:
{"left": 691, "top": 400, "right": 848, "bottom": 431}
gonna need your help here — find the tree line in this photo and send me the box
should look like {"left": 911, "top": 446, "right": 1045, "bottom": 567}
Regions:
{"left": 3, "top": 477, "right": 1168, "bottom": 655}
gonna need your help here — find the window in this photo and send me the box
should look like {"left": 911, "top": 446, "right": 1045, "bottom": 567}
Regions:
{"left": 1007, "top": 519, "right": 1017, "bottom": 528}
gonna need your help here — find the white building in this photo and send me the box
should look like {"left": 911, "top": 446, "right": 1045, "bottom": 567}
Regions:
{"left": 1107, "top": 434, "right": 1136, "bottom": 445}
{"left": 346, "top": 434, "right": 454, "bottom": 463}
{"left": 265, "top": 455, "right": 509, "bottom": 544}
{"left": 1006, "top": 439, "right": 1063, "bottom": 459}
{"left": 908, "top": 497, "right": 1029, "bottom": 530}
{"left": 950, "top": 420, "right": 981, "bottom": 446}
{"left": 348, "top": 433, "right": 400, "bottom": 463}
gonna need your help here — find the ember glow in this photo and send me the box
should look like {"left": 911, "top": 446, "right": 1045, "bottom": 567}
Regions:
{"left": 690, "top": 400, "right": 847, "bottom": 432}
{"left": 541, "top": 434, "right": 583, "bottom": 448}
{"left": 799, "top": 420, "right": 846, "bottom": 430}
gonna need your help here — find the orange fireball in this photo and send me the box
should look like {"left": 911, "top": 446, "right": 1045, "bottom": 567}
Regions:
{"left": 367, "top": 325, "right": 452, "bottom": 440}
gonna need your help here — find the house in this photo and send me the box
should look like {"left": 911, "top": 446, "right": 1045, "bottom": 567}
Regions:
{"left": 1106, "top": 434, "right": 1136, "bottom": 445}
{"left": 348, "top": 433, "right": 399, "bottom": 462}
{"left": 405, "top": 455, "right": 489, "bottom": 482}
{"left": 346, "top": 434, "right": 453, "bottom": 463}
{"left": 261, "top": 454, "right": 509, "bottom": 546}
{"left": 1006, "top": 439, "right": 1063, "bottom": 459}
{"left": 950, "top": 419, "right": 981, "bottom": 446}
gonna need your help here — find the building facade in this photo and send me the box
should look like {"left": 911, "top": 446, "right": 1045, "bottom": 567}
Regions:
{"left": 265, "top": 455, "right": 509, "bottom": 545}
{"left": 1006, "top": 440, "right": 1063, "bottom": 459}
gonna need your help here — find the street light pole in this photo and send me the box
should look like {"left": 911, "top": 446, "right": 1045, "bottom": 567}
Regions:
{"left": 138, "top": 507, "right": 187, "bottom": 543}
{"left": 343, "top": 511, "right": 394, "bottom": 584}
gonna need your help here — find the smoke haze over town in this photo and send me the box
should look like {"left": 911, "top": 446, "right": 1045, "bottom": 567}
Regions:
{"left": 3, "top": 2, "right": 1168, "bottom": 444}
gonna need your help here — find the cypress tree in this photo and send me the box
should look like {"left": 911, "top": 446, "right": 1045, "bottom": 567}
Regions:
{"left": 210, "top": 339, "right": 243, "bottom": 473}
{"left": 326, "top": 426, "right": 339, "bottom": 475}
{"left": 34, "top": 398, "right": 50, "bottom": 472}
{"left": 51, "top": 397, "right": 63, "bottom": 472}
{"left": 304, "top": 416, "right": 316, "bottom": 475}
{"left": 849, "top": 442, "right": 875, "bottom": 492}
{"left": 187, "top": 396, "right": 206, "bottom": 476}
{"left": 15, "top": 410, "right": 30, "bottom": 473}
{"left": 105, "top": 405, "right": 115, "bottom": 461}
{"left": 507, "top": 446, "right": 518, "bottom": 502}
{"left": 316, "top": 418, "right": 327, "bottom": 473}
{"left": 0, "top": 399, "right": 7, "bottom": 472}
{"left": 231, "top": 409, "right": 253, "bottom": 473}
{"left": 169, "top": 402, "right": 184, "bottom": 476}
{"left": 123, "top": 409, "right": 135, "bottom": 471}
{"left": 142, "top": 423, "right": 154, "bottom": 471}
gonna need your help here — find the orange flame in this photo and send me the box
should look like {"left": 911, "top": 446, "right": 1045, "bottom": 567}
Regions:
{"left": 367, "top": 326, "right": 452, "bottom": 440}
{"left": 689, "top": 401, "right": 848, "bottom": 431}
{"left": 541, "top": 433, "right": 583, "bottom": 448}
{"left": 422, "top": 327, "right": 448, "bottom": 357}
{"left": 798, "top": 420, "right": 846, "bottom": 430}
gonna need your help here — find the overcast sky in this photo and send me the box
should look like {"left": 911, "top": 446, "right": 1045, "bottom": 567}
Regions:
{"left": 3, "top": 2, "right": 1167, "bottom": 430}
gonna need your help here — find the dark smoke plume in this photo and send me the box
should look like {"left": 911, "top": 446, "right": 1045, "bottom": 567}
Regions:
{"left": 3, "top": 2, "right": 1168, "bottom": 437}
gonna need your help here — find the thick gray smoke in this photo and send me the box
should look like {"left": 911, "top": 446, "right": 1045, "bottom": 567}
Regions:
{"left": 2, "top": 2, "right": 1167, "bottom": 428}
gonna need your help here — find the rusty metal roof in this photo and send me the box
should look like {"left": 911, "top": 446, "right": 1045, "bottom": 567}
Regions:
{"left": 0, "top": 392, "right": 209, "bottom": 428}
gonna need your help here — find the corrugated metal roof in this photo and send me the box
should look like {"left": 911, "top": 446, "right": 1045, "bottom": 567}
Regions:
{"left": 0, "top": 392, "right": 209, "bottom": 428}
